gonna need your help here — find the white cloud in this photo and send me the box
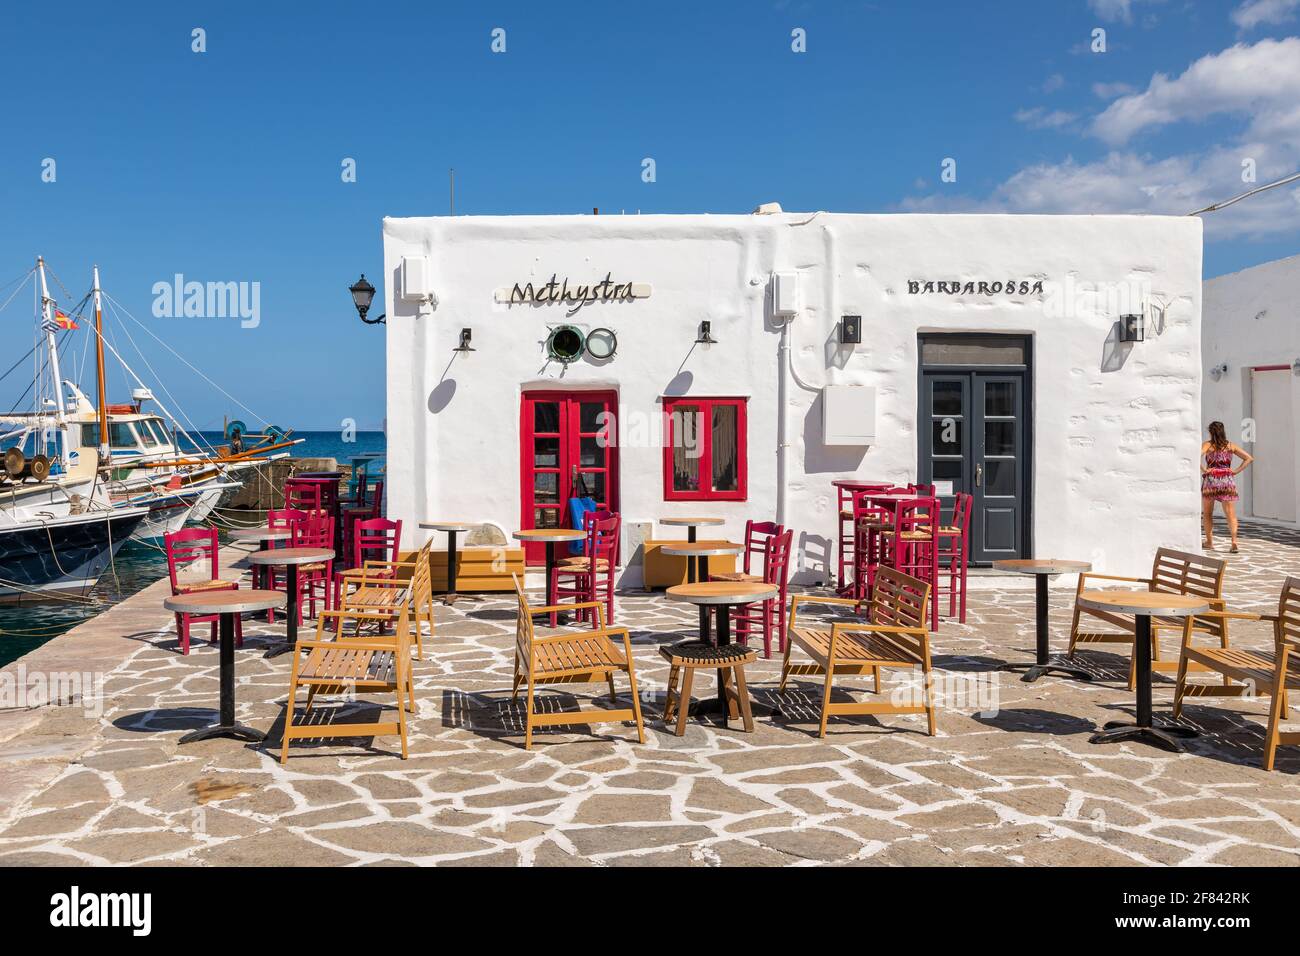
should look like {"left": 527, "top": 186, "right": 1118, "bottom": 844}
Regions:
{"left": 1091, "top": 37, "right": 1300, "bottom": 145}
{"left": 1088, "top": 0, "right": 1164, "bottom": 23}
{"left": 902, "top": 38, "right": 1300, "bottom": 240}
{"left": 1042, "top": 73, "right": 1066, "bottom": 93}
{"left": 1093, "top": 81, "right": 1137, "bottom": 99}
{"left": 1014, "top": 107, "right": 1079, "bottom": 129}
{"left": 1232, "top": 0, "right": 1300, "bottom": 30}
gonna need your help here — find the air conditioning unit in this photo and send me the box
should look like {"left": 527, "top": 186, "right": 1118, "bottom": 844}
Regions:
{"left": 822, "top": 385, "right": 876, "bottom": 446}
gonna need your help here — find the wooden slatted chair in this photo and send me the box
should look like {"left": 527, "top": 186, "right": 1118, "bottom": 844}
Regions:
{"left": 1173, "top": 575, "right": 1300, "bottom": 770}
{"left": 509, "top": 574, "right": 644, "bottom": 750}
{"left": 335, "top": 538, "right": 432, "bottom": 659}
{"left": 1067, "top": 547, "right": 1231, "bottom": 690}
{"left": 779, "top": 566, "right": 935, "bottom": 738}
{"left": 279, "top": 604, "right": 415, "bottom": 763}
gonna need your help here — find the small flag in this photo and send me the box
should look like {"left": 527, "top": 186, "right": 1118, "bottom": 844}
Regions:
{"left": 53, "top": 309, "right": 78, "bottom": 330}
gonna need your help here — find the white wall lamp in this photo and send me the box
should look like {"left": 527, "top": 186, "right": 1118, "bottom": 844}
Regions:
{"left": 453, "top": 328, "right": 475, "bottom": 354}
{"left": 695, "top": 320, "right": 717, "bottom": 348}
{"left": 1209, "top": 362, "right": 1228, "bottom": 382}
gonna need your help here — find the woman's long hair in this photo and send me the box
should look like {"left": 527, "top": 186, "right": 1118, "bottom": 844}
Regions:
{"left": 1208, "top": 421, "right": 1230, "bottom": 450}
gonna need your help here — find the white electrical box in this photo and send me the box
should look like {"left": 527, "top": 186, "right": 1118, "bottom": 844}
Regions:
{"left": 822, "top": 385, "right": 876, "bottom": 446}
{"left": 401, "top": 256, "right": 431, "bottom": 302}
{"left": 772, "top": 271, "right": 799, "bottom": 316}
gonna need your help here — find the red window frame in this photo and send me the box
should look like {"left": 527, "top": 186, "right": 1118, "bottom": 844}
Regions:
{"left": 661, "top": 396, "right": 748, "bottom": 502}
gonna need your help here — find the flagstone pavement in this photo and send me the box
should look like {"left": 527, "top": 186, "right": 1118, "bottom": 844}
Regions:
{"left": 1, "top": 519, "right": 1298, "bottom": 867}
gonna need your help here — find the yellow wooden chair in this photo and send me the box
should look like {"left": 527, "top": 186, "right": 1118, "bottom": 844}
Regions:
{"left": 280, "top": 605, "right": 415, "bottom": 763}
{"left": 336, "top": 539, "right": 433, "bottom": 659}
{"left": 1068, "top": 547, "right": 1231, "bottom": 690}
{"left": 510, "top": 574, "right": 644, "bottom": 750}
{"left": 1173, "top": 575, "right": 1300, "bottom": 770}
{"left": 780, "top": 566, "right": 935, "bottom": 738}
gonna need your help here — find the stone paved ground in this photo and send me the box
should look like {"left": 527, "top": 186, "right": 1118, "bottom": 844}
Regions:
{"left": 1, "top": 519, "right": 1298, "bottom": 867}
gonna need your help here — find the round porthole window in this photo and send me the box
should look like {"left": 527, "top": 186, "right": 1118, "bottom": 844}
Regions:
{"left": 586, "top": 327, "right": 618, "bottom": 360}
{"left": 546, "top": 325, "right": 586, "bottom": 363}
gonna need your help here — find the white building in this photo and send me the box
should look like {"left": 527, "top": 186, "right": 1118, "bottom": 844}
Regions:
{"left": 1203, "top": 253, "right": 1300, "bottom": 525}
{"left": 383, "top": 209, "right": 1203, "bottom": 585}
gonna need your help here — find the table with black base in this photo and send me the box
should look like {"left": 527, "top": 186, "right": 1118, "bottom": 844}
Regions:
{"left": 163, "top": 589, "right": 284, "bottom": 744}
{"left": 667, "top": 581, "right": 777, "bottom": 722}
{"left": 229, "top": 527, "right": 291, "bottom": 590}
{"left": 660, "top": 543, "right": 742, "bottom": 644}
{"left": 659, "top": 516, "right": 724, "bottom": 545}
{"left": 246, "top": 547, "right": 335, "bottom": 659}
{"left": 421, "top": 522, "right": 473, "bottom": 604}
{"left": 513, "top": 528, "right": 588, "bottom": 626}
{"left": 993, "top": 558, "right": 1094, "bottom": 683}
{"left": 1079, "top": 589, "right": 1208, "bottom": 753}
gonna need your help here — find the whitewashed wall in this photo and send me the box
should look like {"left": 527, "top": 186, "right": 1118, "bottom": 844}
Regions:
{"left": 384, "top": 212, "right": 1203, "bottom": 583}
{"left": 1203, "top": 253, "right": 1300, "bottom": 523}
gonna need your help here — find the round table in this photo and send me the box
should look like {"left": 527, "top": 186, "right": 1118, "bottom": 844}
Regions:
{"left": 230, "top": 527, "right": 291, "bottom": 589}
{"left": 993, "top": 559, "right": 1093, "bottom": 683}
{"left": 246, "top": 547, "right": 335, "bottom": 659}
{"left": 831, "top": 478, "right": 894, "bottom": 491}
{"left": 659, "top": 516, "right": 724, "bottom": 544}
{"left": 421, "top": 522, "right": 472, "bottom": 604}
{"left": 661, "top": 542, "right": 743, "bottom": 643}
{"left": 163, "top": 589, "right": 285, "bottom": 744}
{"left": 1077, "top": 590, "right": 1208, "bottom": 753}
{"left": 513, "top": 529, "right": 588, "bottom": 624}
{"left": 668, "top": 581, "right": 778, "bottom": 720}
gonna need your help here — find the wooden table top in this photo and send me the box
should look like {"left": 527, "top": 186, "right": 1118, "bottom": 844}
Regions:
{"left": 659, "top": 517, "right": 725, "bottom": 527}
{"left": 993, "top": 558, "right": 1092, "bottom": 575}
{"left": 420, "top": 521, "right": 471, "bottom": 532}
{"left": 246, "top": 547, "right": 335, "bottom": 566}
{"left": 513, "top": 528, "right": 586, "bottom": 542}
{"left": 164, "top": 588, "right": 285, "bottom": 615}
{"left": 229, "top": 528, "right": 291, "bottom": 542}
{"left": 667, "top": 582, "right": 779, "bottom": 605}
{"left": 1076, "top": 590, "right": 1209, "bottom": 617}
{"left": 659, "top": 542, "right": 742, "bottom": 557}
{"left": 831, "top": 478, "right": 894, "bottom": 490}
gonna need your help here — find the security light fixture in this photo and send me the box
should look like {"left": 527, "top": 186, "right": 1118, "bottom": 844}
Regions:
{"left": 546, "top": 325, "right": 585, "bottom": 363}
{"left": 695, "top": 320, "right": 717, "bottom": 348}
{"left": 453, "top": 328, "right": 475, "bottom": 353}
{"left": 1209, "top": 362, "right": 1228, "bottom": 382}
{"left": 350, "top": 274, "right": 385, "bottom": 325}
{"left": 840, "top": 315, "right": 862, "bottom": 345}
{"left": 1118, "top": 313, "right": 1144, "bottom": 343}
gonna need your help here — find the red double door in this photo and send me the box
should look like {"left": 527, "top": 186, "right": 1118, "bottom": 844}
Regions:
{"left": 519, "top": 390, "right": 619, "bottom": 565}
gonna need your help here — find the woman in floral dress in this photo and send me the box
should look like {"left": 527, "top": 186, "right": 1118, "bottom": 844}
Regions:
{"left": 1202, "top": 421, "right": 1253, "bottom": 553}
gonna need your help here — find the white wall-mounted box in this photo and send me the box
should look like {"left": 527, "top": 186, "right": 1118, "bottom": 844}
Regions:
{"left": 773, "top": 271, "right": 799, "bottom": 316}
{"left": 401, "top": 256, "right": 431, "bottom": 302}
{"left": 822, "top": 384, "right": 876, "bottom": 446}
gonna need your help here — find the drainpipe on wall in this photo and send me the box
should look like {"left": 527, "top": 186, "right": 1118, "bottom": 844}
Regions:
{"left": 776, "top": 314, "right": 792, "bottom": 526}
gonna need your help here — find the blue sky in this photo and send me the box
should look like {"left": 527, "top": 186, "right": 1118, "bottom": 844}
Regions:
{"left": 1, "top": 0, "right": 1296, "bottom": 429}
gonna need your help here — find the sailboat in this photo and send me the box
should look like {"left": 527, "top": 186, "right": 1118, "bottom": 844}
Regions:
{"left": 0, "top": 257, "right": 148, "bottom": 602}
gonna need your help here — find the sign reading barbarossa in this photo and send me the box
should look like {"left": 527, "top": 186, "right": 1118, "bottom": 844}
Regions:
{"left": 908, "top": 278, "right": 1046, "bottom": 296}
{"left": 495, "top": 273, "right": 651, "bottom": 316}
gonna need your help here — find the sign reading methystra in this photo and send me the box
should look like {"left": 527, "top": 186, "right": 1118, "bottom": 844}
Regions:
{"left": 908, "top": 278, "right": 1046, "bottom": 296}
{"left": 495, "top": 273, "right": 651, "bottom": 316}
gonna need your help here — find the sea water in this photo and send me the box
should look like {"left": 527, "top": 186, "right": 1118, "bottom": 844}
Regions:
{"left": 0, "top": 431, "right": 385, "bottom": 665}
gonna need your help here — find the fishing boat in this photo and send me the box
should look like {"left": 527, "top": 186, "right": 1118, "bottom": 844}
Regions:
{"left": 0, "top": 505, "right": 148, "bottom": 604}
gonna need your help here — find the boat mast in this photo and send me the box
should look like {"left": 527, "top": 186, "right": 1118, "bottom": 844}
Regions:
{"left": 36, "top": 257, "right": 66, "bottom": 457}
{"left": 91, "top": 265, "right": 110, "bottom": 465}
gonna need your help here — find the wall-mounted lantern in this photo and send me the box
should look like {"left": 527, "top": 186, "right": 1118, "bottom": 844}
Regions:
{"left": 453, "top": 328, "right": 475, "bottom": 353}
{"left": 350, "top": 274, "right": 385, "bottom": 325}
{"left": 840, "top": 315, "right": 862, "bottom": 345}
{"left": 695, "top": 320, "right": 717, "bottom": 349}
{"left": 1209, "top": 362, "right": 1228, "bottom": 382}
{"left": 1118, "top": 313, "right": 1144, "bottom": 343}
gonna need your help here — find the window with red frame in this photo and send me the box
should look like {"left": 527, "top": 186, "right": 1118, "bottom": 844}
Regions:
{"left": 662, "top": 397, "right": 747, "bottom": 501}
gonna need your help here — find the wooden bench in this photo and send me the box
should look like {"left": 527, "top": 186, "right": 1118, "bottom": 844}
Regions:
{"left": 280, "top": 605, "right": 415, "bottom": 763}
{"left": 509, "top": 575, "right": 644, "bottom": 750}
{"left": 779, "top": 566, "right": 935, "bottom": 738}
{"left": 1067, "top": 547, "right": 1230, "bottom": 690}
{"left": 1174, "top": 575, "right": 1300, "bottom": 770}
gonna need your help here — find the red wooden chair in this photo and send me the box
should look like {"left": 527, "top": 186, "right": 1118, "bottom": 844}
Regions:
{"left": 283, "top": 478, "right": 324, "bottom": 513}
{"left": 878, "top": 496, "right": 940, "bottom": 630}
{"left": 712, "top": 519, "right": 783, "bottom": 583}
{"left": 851, "top": 486, "right": 911, "bottom": 601}
{"left": 835, "top": 485, "right": 890, "bottom": 596}
{"left": 334, "top": 517, "right": 403, "bottom": 613}
{"left": 937, "top": 492, "right": 973, "bottom": 622}
{"left": 293, "top": 511, "right": 335, "bottom": 621}
{"left": 264, "top": 508, "right": 309, "bottom": 622}
{"left": 554, "top": 513, "right": 620, "bottom": 625}
{"left": 341, "top": 479, "right": 385, "bottom": 570}
{"left": 164, "top": 527, "right": 241, "bottom": 656}
{"left": 732, "top": 528, "right": 794, "bottom": 658}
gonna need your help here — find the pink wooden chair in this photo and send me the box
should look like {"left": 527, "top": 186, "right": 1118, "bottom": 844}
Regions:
{"left": 937, "top": 492, "right": 973, "bottom": 622}
{"left": 341, "top": 479, "right": 386, "bottom": 570}
{"left": 164, "top": 527, "right": 241, "bottom": 655}
{"left": 851, "top": 486, "right": 911, "bottom": 601}
{"left": 283, "top": 478, "right": 324, "bottom": 513}
{"left": 293, "top": 511, "right": 335, "bottom": 621}
{"left": 554, "top": 513, "right": 620, "bottom": 626}
{"left": 717, "top": 520, "right": 784, "bottom": 581}
{"left": 334, "top": 517, "right": 403, "bottom": 612}
{"left": 731, "top": 528, "right": 794, "bottom": 658}
{"left": 878, "top": 496, "right": 941, "bottom": 630}
{"left": 264, "top": 508, "right": 309, "bottom": 621}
